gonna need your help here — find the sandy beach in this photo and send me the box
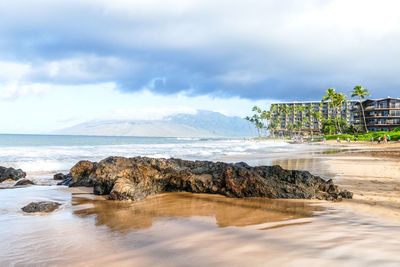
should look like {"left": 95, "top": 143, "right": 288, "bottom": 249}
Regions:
{"left": 4, "top": 0, "right": 400, "bottom": 266}
{"left": 319, "top": 141, "right": 400, "bottom": 222}
{"left": 2, "top": 141, "right": 400, "bottom": 266}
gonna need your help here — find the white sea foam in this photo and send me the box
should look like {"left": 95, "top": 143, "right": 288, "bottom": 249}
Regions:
{"left": 0, "top": 139, "right": 317, "bottom": 177}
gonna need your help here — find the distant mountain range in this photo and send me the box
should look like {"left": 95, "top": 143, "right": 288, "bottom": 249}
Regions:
{"left": 54, "top": 110, "right": 256, "bottom": 138}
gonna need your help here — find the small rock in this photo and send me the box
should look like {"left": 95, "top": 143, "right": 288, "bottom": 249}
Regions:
{"left": 53, "top": 173, "right": 66, "bottom": 180}
{"left": 14, "top": 179, "right": 35, "bottom": 186}
{"left": 0, "top": 166, "right": 26, "bottom": 182}
{"left": 339, "top": 190, "right": 353, "bottom": 199}
{"left": 57, "top": 174, "right": 72, "bottom": 186}
{"left": 21, "top": 201, "right": 61, "bottom": 213}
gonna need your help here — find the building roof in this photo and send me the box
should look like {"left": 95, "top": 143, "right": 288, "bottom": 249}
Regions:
{"left": 361, "top": 97, "right": 400, "bottom": 103}
{"left": 272, "top": 97, "right": 400, "bottom": 105}
{"left": 271, "top": 100, "right": 357, "bottom": 105}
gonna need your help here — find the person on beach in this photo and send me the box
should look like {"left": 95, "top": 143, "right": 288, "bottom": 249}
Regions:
{"left": 371, "top": 137, "right": 374, "bottom": 143}
{"left": 388, "top": 135, "right": 391, "bottom": 143}
{"left": 347, "top": 137, "right": 350, "bottom": 143}
{"left": 354, "top": 136, "right": 357, "bottom": 142}
{"left": 378, "top": 136, "right": 381, "bottom": 144}
{"left": 384, "top": 135, "right": 387, "bottom": 144}
{"left": 337, "top": 137, "right": 340, "bottom": 143}
{"left": 322, "top": 137, "right": 326, "bottom": 143}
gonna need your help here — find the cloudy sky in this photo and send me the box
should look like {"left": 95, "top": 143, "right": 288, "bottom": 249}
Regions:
{"left": 1, "top": 0, "right": 400, "bottom": 133}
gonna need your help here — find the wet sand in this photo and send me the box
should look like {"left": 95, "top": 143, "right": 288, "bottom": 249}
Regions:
{"left": 2, "top": 144, "right": 400, "bottom": 266}
{"left": 2, "top": 186, "right": 400, "bottom": 266}
{"left": 0, "top": 186, "right": 325, "bottom": 266}
{"left": 325, "top": 153, "right": 400, "bottom": 222}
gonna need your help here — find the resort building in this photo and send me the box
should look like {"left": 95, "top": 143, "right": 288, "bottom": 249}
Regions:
{"left": 270, "top": 100, "right": 358, "bottom": 135}
{"left": 358, "top": 97, "right": 400, "bottom": 132}
{"left": 270, "top": 97, "right": 400, "bottom": 134}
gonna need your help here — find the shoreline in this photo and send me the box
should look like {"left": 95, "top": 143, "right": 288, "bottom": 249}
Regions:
{"left": 2, "top": 140, "right": 400, "bottom": 266}
{"left": 323, "top": 152, "right": 400, "bottom": 222}
{"left": 221, "top": 141, "right": 400, "bottom": 223}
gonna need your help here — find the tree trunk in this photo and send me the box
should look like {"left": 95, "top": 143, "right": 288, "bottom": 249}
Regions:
{"left": 333, "top": 105, "right": 340, "bottom": 134}
{"left": 336, "top": 107, "right": 342, "bottom": 134}
{"left": 359, "top": 98, "right": 368, "bottom": 133}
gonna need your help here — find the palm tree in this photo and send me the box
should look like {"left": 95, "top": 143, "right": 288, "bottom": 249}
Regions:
{"left": 246, "top": 107, "right": 266, "bottom": 137}
{"left": 333, "top": 93, "right": 347, "bottom": 133}
{"left": 322, "top": 88, "right": 338, "bottom": 133}
{"left": 278, "top": 105, "right": 291, "bottom": 136}
{"left": 312, "top": 110, "right": 323, "bottom": 136}
{"left": 350, "top": 85, "right": 371, "bottom": 133}
{"left": 287, "top": 123, "right": 296, "bottom": 139}
{"left": 269, "top": 117, "right": 280, "bottom": 137}
{"left": 304, "top": 105, "right": 314, "bottom": 138}
{"left": 296, "top": 105, "right": 306, "bottom": 136}
{"left": 268, "top": 105, "right": 278, "bottom": 137}
{"left": 260, "top": 110, "right": 271, "bottom": 136}
{"left": 252, "top": 114, "right": 264, "bottom": 137}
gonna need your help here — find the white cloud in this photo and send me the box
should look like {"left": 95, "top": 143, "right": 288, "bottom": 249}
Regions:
{"left": 0, "top": 81, "right": 51, "bottom": 100}
{"left": 30, "top": 55, "right": 138, "bottom": 83}
{"left": 216, "top": 71, "right": 266, "bottom": 85}
{"left": 2, "top": 0, "right": 400, "bottom": 100}
{"left": 0, "top": 61, "right": 31, "bottom": 80}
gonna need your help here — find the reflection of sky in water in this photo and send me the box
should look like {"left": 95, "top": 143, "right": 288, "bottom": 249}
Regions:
{"left": 72, "top": 192, "right": 325, "bottom": 232}
{"left": 2, "top": 186, "right": 400, "bottom": 266}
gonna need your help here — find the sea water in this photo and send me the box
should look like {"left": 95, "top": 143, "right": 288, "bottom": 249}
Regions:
{"left": 0, "top": 134, "right": 328, "bottom": 184}
{"left": 2, "top": 134, "right": 400, "bottom": 266}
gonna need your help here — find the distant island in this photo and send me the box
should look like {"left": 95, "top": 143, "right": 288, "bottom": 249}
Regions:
{"left": 53, "top": 110, "right": 256, "bottom": 138}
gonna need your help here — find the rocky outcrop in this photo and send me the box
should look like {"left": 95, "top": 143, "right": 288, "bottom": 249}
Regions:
{"left": 69, "top": 161, "right": 95, "bottom": 187}
{"left": 56, "top": 174, "right": 72, "bottom": 186}
{"left": 54, "top": 173, "right": 66, "bottom": 180}
{"left": 14, "top": 179, "right": 35, "bottom": 186}
{"left": 64, "top": 156, "right": 353, "bottom": 201}
{"left": 21, "top": 201, "right": 61, "bottom": 213}
{"left": 0, "top": 166, "right": 26, "bottom": 182}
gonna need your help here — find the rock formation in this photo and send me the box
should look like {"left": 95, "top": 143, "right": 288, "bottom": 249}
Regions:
{"left": 21, "top": 201, "right": 61, "bottom": 213}
{"left": 61, "top": 156, "right": 353, "bottom": 201}
{"left": 14, "top": 179, "right": 35, "bottom": 186}
{"left": 56, "top": 174, "right": 72, "bottom": 186}
{"left": 0, "top": 166, "right": 26, "bottom": 183}
{"left": 53, "top": 173, "right": 66, "bottom": 180}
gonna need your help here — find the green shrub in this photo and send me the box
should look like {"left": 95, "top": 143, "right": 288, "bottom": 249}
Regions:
{"left": 324, "top": 130, "right": 400, "bottom": 141}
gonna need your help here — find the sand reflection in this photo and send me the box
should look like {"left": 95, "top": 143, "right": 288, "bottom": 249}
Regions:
{"left": 272, "top": 157, "right": 335, "bottom": 178}
{"left": 72, "top": 192, "right": 324, "bottom": 232}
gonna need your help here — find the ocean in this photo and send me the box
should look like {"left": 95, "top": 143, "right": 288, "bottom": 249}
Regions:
{"left": 0, "top": 134, "right": 328, "bottom": 185}
{"left": 3, "top": 134, "right": 400, "bottom": 266}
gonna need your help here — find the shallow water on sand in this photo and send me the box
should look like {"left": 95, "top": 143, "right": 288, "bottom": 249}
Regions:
{"left": 72, "top": 192, "right": 324, "bottom": 231}
{"left": 0, "top": 186, "right": 323, "bottom": 266}
{"left": 2, "top": 186, "right": 400, "bottom": 266}
{"left": 2, "top": 141, "right": 400, "bottom": 266}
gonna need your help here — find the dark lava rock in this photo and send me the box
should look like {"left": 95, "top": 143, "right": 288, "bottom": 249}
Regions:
{"left": 69, "top": 161, "right": 95, "bottom": 187}
{"left": 14, "top": 179, "right": 35, "bottom": 186}
{"left": 54, "top": 173, "right": 66, "bottom": 180}
{"left": 0, "top": 166, "right": 26, "bottom": 182}
{"left": 66, "top": 156, "right": 353, "bottom": 201}
{"left": 21, "top": 201, "right": 61, "bottom": 213}
{"left": 57, "top": 174, "right": 72, "bottom": 186}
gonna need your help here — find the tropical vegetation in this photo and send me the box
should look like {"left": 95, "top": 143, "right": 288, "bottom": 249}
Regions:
{"left": 324, "top": 126, "right": 400, "bottom": 141}
{"left": 350, "top": 85, "right": 371, "bottom": 133}
{"left": 245, "top": 85, "right": 376, "bottom": 139}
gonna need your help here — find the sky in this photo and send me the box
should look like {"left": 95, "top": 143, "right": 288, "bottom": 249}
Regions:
{"left": 1, "top": 0, "right": 400, "bottom": 133}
